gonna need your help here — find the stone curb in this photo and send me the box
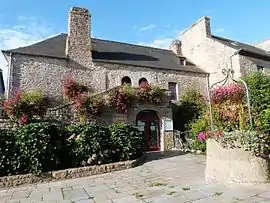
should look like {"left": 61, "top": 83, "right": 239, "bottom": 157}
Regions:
{"left": 0, "top": 155, "right": 146, "bottom": 189}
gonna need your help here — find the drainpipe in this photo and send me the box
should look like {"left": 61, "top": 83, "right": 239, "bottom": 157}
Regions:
{"left": 229, "top": 49, "right": 241, "bottom": 71}
{"left": 205, "top": 73, "right": 214, "bottom": 131}
{"left": 7, "top": 52, "right": 13, "bottom": 98}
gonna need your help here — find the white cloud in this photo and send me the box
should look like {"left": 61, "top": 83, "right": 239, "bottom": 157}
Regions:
{"left": 137, "top": 30, "right": 183, "bottom": 49}
{"left": 0, "top": 16, "right": 60, "bottom": 88}
{"left": 138, "top": 24, "right": 157, "bottom": 32}
{"left": 138, "top": 38, "right": 173, "bottom": 49}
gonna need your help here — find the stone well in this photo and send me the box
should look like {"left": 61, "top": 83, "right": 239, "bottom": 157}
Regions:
{"left": 205, "top": 139, "right": 270, "bottom": 184}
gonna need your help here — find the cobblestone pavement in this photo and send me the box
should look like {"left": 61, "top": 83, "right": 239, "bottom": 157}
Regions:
{"left": 0, "top": 152, "right": 269, "bottom": 203}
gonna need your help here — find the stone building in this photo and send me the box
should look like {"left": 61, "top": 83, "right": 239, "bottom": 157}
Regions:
{"left": 180, "top": 16, "right": 270, "bottom": 84}
{"left": 1, "top": 7, "right": 208, "bottom": 151}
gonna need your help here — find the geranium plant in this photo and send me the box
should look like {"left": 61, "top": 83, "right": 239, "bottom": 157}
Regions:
{"left": 3, "top": 89, "right": 47, "bottom": 125}
{"left": 136, "top": 84, "right": 165, "bottom": 104}
{"left": 62, "top": 76, "right": 88, "bottom": 101}
{"left": 107, "top": 85, "right": 135, "bottom": 113}
{"left": 73, "top": 93, "right": 104, "bottom": 122}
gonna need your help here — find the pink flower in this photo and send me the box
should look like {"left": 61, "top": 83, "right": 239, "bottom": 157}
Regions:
{"left": 198, "top": 132, "right": 206, "bottom": 141}
{"left": 19, "top": 114, "right": 28, "bottom": 126}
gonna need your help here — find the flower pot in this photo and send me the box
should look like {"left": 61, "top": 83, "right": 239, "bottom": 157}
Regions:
{"left": 205, "top": 138, "right": 270, "bottom": 184}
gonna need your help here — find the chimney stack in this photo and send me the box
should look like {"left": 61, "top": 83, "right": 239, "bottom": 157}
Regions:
{"left": 170, "top": 40, "right": 182, "bottom": 56}
{"left": 66, "top": 7, "right": 92, "bottom": 67}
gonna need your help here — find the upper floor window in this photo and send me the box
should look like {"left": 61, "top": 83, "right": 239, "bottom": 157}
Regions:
{"left": 121, "top": 76, "right": 132, "bottom": 85}
{"left": 139, "top": 78, "right": 149, "bottom": 87}
{"left": 257, "top": 65, "right": 264, "bottom": 73}
{"left": 168, "top": 82, "right": 177, "bottom": 100}
{"left": 179, "top": 57, "right": 186, "bottom": 66}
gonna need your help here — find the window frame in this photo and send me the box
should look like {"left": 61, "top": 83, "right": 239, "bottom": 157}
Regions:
{"left": 168, "top": 82, "right": 178, "bottom": 101}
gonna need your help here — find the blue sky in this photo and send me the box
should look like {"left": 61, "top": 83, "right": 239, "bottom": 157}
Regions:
{"left": 0, "top": 0, "right": 270, "bottom": 82}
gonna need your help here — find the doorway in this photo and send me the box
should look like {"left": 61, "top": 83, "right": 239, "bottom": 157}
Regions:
{"left": 136, "top": 110, "right": 160, "bottom": 151}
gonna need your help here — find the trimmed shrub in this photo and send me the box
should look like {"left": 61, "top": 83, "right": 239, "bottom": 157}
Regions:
{"left": 109, "top": 123, "right": 145, "bottom": 160}
{"left": 66, "top": 124, "right": 112, "bottom": 166}
{"left": 0, "top": 129, "right": 19, "bottom": 176}
{"left": 16, "top": 122, "right": 69, "bottom": 174}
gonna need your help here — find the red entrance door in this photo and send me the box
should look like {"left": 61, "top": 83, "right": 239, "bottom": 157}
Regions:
{"left": 136, "top": 110, "right": 160, "bottom": 151}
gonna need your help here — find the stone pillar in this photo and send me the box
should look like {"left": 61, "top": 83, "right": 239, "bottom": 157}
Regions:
{"left": 66, "top": 7, "right": 92, "bottom": 67}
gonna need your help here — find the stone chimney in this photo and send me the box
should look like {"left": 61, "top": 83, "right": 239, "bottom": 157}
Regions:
{"left": 66, "top": 7, "right": 92, "bottom": 67}
{"left": 170, "top": 40, "right": 182, "bottom": 56}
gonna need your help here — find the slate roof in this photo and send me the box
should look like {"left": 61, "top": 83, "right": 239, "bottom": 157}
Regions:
{"left": 212, "top": 35, "right": 270, "bottom": 61}
{"left": 2, "top": 33, "right": 206, "bottom": 74}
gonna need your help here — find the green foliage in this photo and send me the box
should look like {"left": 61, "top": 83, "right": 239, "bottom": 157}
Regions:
{"left": 3, "top": 89, "right": 47, "bottom": 125}
{"left": 218, "top": 130, "right": 270, "bottom": 157}
{"left": 242, "top": 72, "right": 270, "bottom": 115}
{"left": 173, "top": 88, "right": 206, "bottom": 131}
{"left": 16, "top": 122, "right": 69, "bottom": 174}
{"left": 260, "top": 106, "right": 270, "bottom": 132}
{"left": 109, "top": 123, "right": 145, "bottom": 160}
{"left": 189, "top": 115, "right": 209, "bottom": 152}
{"left": 66, "top": 124, "right": 111, "bottom": 166}
{"left": 0, "top": 129, "right": 19, "bottom": 176}
{"left": 0, "top": 122, "right": 145, "bottom": 177}
{"left": 242, "top": 72, "right": 270, "bottom": 132}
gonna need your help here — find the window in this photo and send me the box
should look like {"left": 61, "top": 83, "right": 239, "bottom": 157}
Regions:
{"left": 179, "top": 57, "right": 186, "bottom": 66}
{"left": 168, "top": 82, "right": 177, "bottom": 100}
{"left": 257, "top": 65, "right": 264, "bottom": 73}
{"left": 139, "top": 78, "right": 149, "bottom": 87}
{"left": 179, "top": 59, "right": 185, "bottom": 65}
{"left": 121, "top": 76, "right": 132, "bottom": 85}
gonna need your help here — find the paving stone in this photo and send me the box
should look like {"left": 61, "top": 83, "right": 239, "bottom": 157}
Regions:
{"left": 62, "top": 187, "right": 91, "bottom": 201}
{"left": 42, "top": 189, "right": 63, "bottom": 201}
{"left": 112, "top": 195, "right": 144, "bottom": 203}
{"left": 0, "top": 154, "right": 269, "bottom": 202}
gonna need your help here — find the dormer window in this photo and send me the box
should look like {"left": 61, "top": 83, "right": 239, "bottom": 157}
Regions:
{"left": 179, "top": 57, "right": 186, "bottom": 66}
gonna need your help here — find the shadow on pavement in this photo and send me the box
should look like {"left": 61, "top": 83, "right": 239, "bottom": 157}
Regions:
{"left": 144, "top": 151, "right": 189, "bottom": 162}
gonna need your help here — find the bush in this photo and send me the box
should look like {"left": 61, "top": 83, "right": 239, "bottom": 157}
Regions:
{"left": 66, "top": 124, "right": 112, "bottom": 166}
{"left": 260, "top": 106, "right": 270, "bottom": 133}
{"left": 189, "top": 115, "right": 209, "bottom": 152}
{"left": 0, "top": 129, "right": 19, "bottom": 176}
{"left": 16, "top": 122, "right": 69, "bottom": 174}
{"left": 242, "top": 72, "right": 270, "bottom": 132}
{"left": 172, "top": 88, "right": 206, "bottom": 132}
{"left": 109, "top": 123, "right": 145, "bottom": 160}
{"left": 0, "top": 122, "right": 146, "bottom": 177}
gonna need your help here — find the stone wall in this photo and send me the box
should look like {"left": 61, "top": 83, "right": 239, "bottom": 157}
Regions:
{"left": 8, "top": 54, "right": 207, "bottom": 106}
{"left": 205, "top": 139, "right": 270, "bottom": 184}
{"left": 180, "top": 17, "right": 242, "bottom": 85}
{"left": 239, "top": 55, "right": 270, "bottom": 76}
{"left": 9, "top": 54, "right": 107, "bottom": 106}
{"left": 0, "top": 119, "right": 17, "bottom": 129}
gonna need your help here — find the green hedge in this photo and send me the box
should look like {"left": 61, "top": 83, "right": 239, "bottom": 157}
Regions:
{"left": 109, "top": 123, "right": 145, "bottom": 161}
{"left": 0, "top": 122, "right": 145, "bottom": 176}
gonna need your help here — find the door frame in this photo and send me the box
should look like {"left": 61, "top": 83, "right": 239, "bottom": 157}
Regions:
{"left": 136, "top": 110, "right": 161, "bottom": 151}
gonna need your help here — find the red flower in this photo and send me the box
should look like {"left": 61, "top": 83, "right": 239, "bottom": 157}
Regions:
{"left": 19, "top": 114, "right": 28, "bottom": 126}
